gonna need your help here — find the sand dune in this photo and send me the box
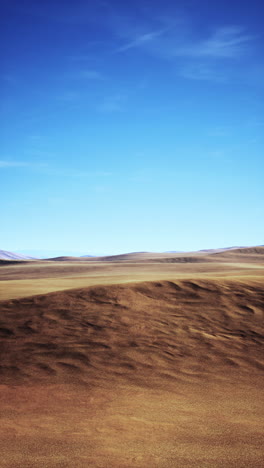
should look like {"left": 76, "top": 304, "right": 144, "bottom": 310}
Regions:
{"left": 1, "top": 279, "right": 263, "bottom": 386}
{"left": 0, "top": 248, "right": 263, "bottom": 466}
{"left": 0, "top": 268, "right": 264, "bottom": 467}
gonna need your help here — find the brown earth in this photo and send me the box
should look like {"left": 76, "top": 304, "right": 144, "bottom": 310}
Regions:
{"left": 0, "top": 249, "right": 263, "bottom": 467}
{"left": 0, "top": 247, "right": 263, "bottom": 302}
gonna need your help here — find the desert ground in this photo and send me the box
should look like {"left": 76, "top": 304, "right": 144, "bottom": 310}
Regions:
{"left": 0, "top": 247, "right": 263, "bottom": 467}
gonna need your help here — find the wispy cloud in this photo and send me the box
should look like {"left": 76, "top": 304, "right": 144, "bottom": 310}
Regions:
{"left": 0, "top": 160, "right": 30, "bottom": 168}
{"left": 0, "top": 159, "right": 47, "bottom": 169}
{"left": 0, "top": 158, "right": 114, "bottom": 177}
{"left": 177, "top": 27, "right": 254, "bottom": 59}
{"left": 112, "top": 17, "right": 256, "bottom": 86}
{"left": 116, "top": 24, "right": 254, "bottom": 61}
{"left": 6, "top": 2, "right": 257, "bottom": 64}
{"left": 116, "top": 28, "right": 168, "bottom": 53}
{"left": 178, "top": 63, "right": 227, "bottom": 82}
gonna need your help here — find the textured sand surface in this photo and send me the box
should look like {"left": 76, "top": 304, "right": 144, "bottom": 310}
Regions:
{"left": 0, "top": 250, "right": 263, "bottom": 467}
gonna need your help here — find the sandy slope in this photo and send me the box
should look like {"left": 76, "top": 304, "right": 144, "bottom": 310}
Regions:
{"left": 0, "top": 266, "right": 263, "bottom": 467}
{"left": 1, "top": 278, "right": 263, "bottom": 387}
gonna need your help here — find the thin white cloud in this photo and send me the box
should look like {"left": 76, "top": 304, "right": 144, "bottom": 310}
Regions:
{"left": 178, "top": 27, "right": 254, "bottom": 59}
{"left": 6, "top": 1, "right": 257, "bottom": 64}
{"left": 0, "top": 160, "right": 29, "bottom": 168}
{"left": 116, "top": 28, "right": 168, "bottom": 53}
{"left": 0, "top": 159, "right": 114, "bottom": 177}
{"left": 0, "top": 160, "right": 47, "bottom": 169}
{"left": 179, "top": 63, "right": 227, "bottom": 82}
{"left": 115, "top": 22, "right": 254, "bottom": 61}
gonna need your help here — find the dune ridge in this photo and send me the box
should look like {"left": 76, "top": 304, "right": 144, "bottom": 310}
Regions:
{"left": 1, "top": 279, "right": 263, "bottom": 387}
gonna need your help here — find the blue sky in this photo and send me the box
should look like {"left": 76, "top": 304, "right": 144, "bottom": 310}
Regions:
{"left": 0, "top": 0, "right": 263, "bottom": 256}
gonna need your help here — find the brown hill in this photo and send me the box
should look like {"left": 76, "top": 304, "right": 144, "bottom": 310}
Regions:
{"left": 0, "top": 279, "right": 263, "bottom": 467}
{"left": 223, "top": 246, "right": 264, "bottom": 255}
{"left": 211, "top": 246, "right": 264, "bottom": 261}
{"left": 1, "top": 279, "right": 263, "bottom": 387}
{"left": 43, "top": 246, "right": 264, "bottom": 263}
{"left": 0, "top": 248, "right": 263, "bottom": 302}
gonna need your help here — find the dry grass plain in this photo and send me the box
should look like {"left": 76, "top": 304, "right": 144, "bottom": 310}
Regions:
{"left": 0, "top": 248, "right": 263, "bottom": 467}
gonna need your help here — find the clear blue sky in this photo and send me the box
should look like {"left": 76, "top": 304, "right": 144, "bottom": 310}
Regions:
{"left": 1, "top": 0, "right": 263, "bottom": 256}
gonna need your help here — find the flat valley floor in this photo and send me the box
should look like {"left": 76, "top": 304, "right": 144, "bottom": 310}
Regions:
{"left": 0, "top": 249, "right": 263, "bottom": 467}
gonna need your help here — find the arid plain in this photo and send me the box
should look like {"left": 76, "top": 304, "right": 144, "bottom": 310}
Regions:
{"left": 0, "top": 247, "right": 263, "bottom": 467}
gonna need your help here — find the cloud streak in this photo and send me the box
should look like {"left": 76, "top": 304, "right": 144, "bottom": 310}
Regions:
{"left": 0, "top": 159, "right": 114, "bottom": 178}
{"left": 116, "top": 24, "right": 254, "bottom": 60}
{"left": 178, "top": 64, "right": 227, "bottom": 82}
{"left": 5, "top": 2, "right": 257, "bottom": 63}
{"left": 0, "top": 160, "right": 30, "bottom": 168}
{"left": 0, "top": 160, "right": 47, "bottom": 169}
{"left": 177, "top": 27, "right": 254, "bottom": 59}
{"left": 115, "top": 28, "right": 168, "bottom": 53}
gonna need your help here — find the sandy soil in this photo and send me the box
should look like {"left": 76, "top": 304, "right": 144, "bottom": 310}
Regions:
{"left": 0, "top": 249, "right": 263, "bottom": 467}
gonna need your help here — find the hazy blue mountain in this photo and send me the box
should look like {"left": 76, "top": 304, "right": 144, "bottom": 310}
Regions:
{"left": 0, "top": 250, "right": 35, "bottom": 260}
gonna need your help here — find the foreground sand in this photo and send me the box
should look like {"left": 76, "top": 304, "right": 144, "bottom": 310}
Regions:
{"left": 0, "top": 250, "right": 263, "bottom": 467}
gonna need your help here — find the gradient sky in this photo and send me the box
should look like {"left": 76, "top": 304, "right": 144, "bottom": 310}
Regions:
{"left": 1, "top": 0, "right": 263, "bottom": 256}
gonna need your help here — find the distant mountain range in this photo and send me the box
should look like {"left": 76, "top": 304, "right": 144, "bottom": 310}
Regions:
{"left": 0, "top": 250, "right": 35, "bottom": 260}
{"left": 0, "top": 250, "right": 97, "bottom": 261}
{"left": 1, "top": 246, "right": 263, "bottom": 262}
{"left": 14, "top": 250, "right": 96, "bottom": 259}
{"left": 81, "top": 255, "right": 95, "bottom": 258}
{"left": 198, "top": 246, "right": 244, "bottom": 253}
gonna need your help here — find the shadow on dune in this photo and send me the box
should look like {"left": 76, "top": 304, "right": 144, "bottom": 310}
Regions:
{"left": 0, "top": 279, "right": 263, "bottom": 387}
